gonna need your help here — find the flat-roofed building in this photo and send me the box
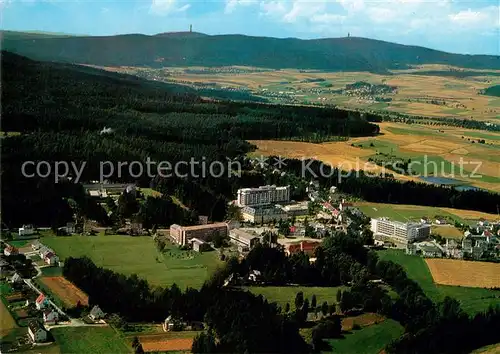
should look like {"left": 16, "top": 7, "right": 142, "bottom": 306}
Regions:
{"left": 370, "top": 218, "right": 430, "bottom": 244}
{"left": 190, "top": 238, "right": 212, "bottom": 253}
{"left": 241, "top": 205, "right": 287, "bottom": 224}
{"left": 170, "top": 223, "right": 228, "bottom": 246}
{"left": 278, "top": 201, "right": 309, "bottom": 217}
{"left": 237, "top": 185, "right": 290, "bottom": 207}
{"left": 229, "top": 229, "right": 262, "bottom": 252}
{"left": 285, "top": 240, "right": 321, "bottom": 256}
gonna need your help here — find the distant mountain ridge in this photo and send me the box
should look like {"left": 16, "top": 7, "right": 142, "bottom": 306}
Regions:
{"left": 1, "top": 30, "right": 498, "bottom": 72}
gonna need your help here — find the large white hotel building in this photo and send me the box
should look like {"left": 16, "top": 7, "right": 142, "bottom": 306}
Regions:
{"left": 370, "top": 218, "right": 430, "bottom": 244}
{"left": 236, "top": 185, "right": 291, "bottom": 207}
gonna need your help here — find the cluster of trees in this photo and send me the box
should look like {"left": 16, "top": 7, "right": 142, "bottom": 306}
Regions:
{"left": 1, "top": 52, "right": 378, "bottom": 228}
{"left": 63, "top": 256, "right": 309, "bottom": 353}
{"left": 276, "top": 157, "right": 500, "bottom": 214}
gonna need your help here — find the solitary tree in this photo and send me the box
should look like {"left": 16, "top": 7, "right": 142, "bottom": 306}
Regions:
{"left": 328, "top": 303, "right": 336, "bottom": 316}
{"left": 285, "top": 302, "right": 290, "bottom": 313}
{"left": 295, "top": 292, "right": 304, "bottom": 310}
{"left": 321, "top": 301, "right": 328, "bottom": 317}
{"left": 336, "top": 289, "right": 343, "bottom": 303}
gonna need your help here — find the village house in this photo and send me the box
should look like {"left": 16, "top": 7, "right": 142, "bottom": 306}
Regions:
{"left": 18, "top": 224, "right": 35, "bottom": 237}
{"left": 28, "top": 320, "right": 47, "bottom": 343}
{"left": 89, "top": 305, "right": 105, "bottom": 321}
{"left": 419, "top": 245, "right": 443, "bottom": 258}
{"left": 43, "top": 309, "right": 59, "bottom": 325}
{"left": 162, "top": 315, "right": 184, "bottom": 332}
{"left": 435, "top": 218, "right": 447, "bottom": 225}
{"left": 44, "top": 252, "right": 59, "bottom": 266}
{"left": 35, "top": 294, "right": 49, "bottom": 310}
{"left": 248, "top": 270, "right": 262, "bottom": 283}
{"left": 4, "top": 245, "right": 19, "bottom": 256}
{"left": 10, "top": 272, "right": 23, "bottom": 284}
{"left": 420, "top": 217, "right": 430, "bottom": 224}
{"left": 31, "top": 240, "right": 42, "bottom": 251}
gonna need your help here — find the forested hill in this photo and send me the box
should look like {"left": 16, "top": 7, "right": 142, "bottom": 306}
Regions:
{"left": 2, "top": 31, "right": 498, "bottom": 72}
{"left": 1, "top": 51, "right": 378, "bottom": 227}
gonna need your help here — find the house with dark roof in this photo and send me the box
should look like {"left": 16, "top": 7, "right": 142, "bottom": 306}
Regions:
{"left": 4, "top": 245, "right": 19, "bottom": 256}
{"left": 43, "top": 309, "right": 58, "bottom": 325}
{"left": 89, "top": 305, "right": 105, "bottom": 321}
{"left": 28, "top": 320, "right": 47, "bottom": 343}
{"left": 44, "top": 252, "right": 59, "bottom": 266}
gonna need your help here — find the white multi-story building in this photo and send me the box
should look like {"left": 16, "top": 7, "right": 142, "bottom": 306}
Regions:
{"left": 240, "top": 205, "right": 287, "bottom": 224}
{"left": 236, "top": 185, "right": 291, "bottom": 207}
{"left": 370, "top": 218, "right": 430, "bottom": 244}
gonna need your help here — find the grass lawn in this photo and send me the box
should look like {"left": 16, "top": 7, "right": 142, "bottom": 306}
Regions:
{"left": 323, "top": 319, "right": 404, "bottom": 354}
{"left": 0, "top": 297, "right": 18, "bottom": 339}
{"left": 355, "top": 202, "right": 463, "bottom": 224}
{"left": 377, "top": 249, "right": 500, "bottom": 314}
{"left": 8, "top": 240, "right": 30, "bottom": 248}
{"left": 431, "top": 225, "right": 464, "bottom": 239}
{"left": 41, "top": 267, "right": 63, "bottom": 277}
{"left": 42, "top": 235, "right": 221, "bottom": 289}
{"left": 245, "top": 286, "right": 348, "bottom": 311}
{"left": 51, "top": 327, "right": 130, "bottom": 354}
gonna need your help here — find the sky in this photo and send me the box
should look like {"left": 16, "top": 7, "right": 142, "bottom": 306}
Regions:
{"left": 1, "top": 0, "right": 499, "bottom": 55}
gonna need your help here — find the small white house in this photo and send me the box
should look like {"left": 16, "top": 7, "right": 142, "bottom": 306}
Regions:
{"left": 89, "top": 305, "right": 105, "bottom": 321}
{"left": 18, "top": 225, "right": 35, "bottom": 237}
{"left": 435, "top": 219, "right": 447, "bottom": 225}
{"left": 28, "top": 321, "right": 47, "bottom": 343}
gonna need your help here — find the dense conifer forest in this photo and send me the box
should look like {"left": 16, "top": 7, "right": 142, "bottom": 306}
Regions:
{"left": 2, "top": 51, "right": 499, "bottom": 228}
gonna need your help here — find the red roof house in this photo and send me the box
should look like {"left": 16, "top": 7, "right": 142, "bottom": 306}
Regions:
{"left": 285, "top": 241, "right": 321, "bottom": 256}
{"left": 35, "top": 294, "right": 49, "bottom": 310}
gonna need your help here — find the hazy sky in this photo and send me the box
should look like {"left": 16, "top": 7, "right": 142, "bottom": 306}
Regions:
{"left": 1, "top": 0, "right": 499, "bottom": 55}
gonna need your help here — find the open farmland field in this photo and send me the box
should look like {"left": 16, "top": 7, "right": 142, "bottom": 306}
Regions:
{"left": 377, "top": 249, "right": 500, "bottom": 314}
{"left": 354, "top": 201, "right": 499, "bottom": 226}
{"left": 472, "top": 343, "right": 500, "bottom": 353}
{"left": 51, "top": 327, "right": 130, "bottom": 354}
{"left": 0, "top": 298, "right": 17, "bottom": 338}
{"left": 103, "top": 64, "right": 500, "bottom": 123}
{"left": 39, "top": 277, "right": 89, "bottom": 308}
{"left": 323, "top": 319, "right": 404, "bottom": 354}
{"left": 42, "top": 235, "right": 221, "bottom": 289}
{"left": 126, "top": 332, "right": 198, "bottom": 353}
{"left": 250, "top": 122, "right": 500, "bottom": 193}
{"left": 425, "top": 259, "right": 500, "bottom": 288}
{"left": 245, "top": 286, "right": 347, "bottom": 311}
{"left": 341, "top": 313, "right": 385, "bottom": 331}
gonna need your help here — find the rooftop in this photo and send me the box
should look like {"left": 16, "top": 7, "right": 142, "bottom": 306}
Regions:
{"left": 171, "top": 222, "right": 228, "bottom": 231}
{"left": 230, "top": 228, "right": 262, "bottom": 242}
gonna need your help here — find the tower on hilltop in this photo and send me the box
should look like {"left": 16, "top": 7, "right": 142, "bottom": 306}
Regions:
{"left": 190, "top": 24, "right": 192, "bottom": 33}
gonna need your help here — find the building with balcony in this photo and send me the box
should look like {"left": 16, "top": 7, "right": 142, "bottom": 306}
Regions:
{"left": 236, "top": 185, "right": 291, "bottom": 207}
{"left": 370, "top": 218, "right": 430, "bottom": 244}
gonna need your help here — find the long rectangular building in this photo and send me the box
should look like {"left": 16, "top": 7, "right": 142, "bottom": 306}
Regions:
{"left": 241, "top": 205, "right": 287, "bottom": 224}
{"left": 237, "top": 185, "right": 290, "bottom": 207}
{"left": 370, "top": 218, "right": 430, "bottom": 244}
{"left": 170, "top": 223, "right": 228, "bottom": 246}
